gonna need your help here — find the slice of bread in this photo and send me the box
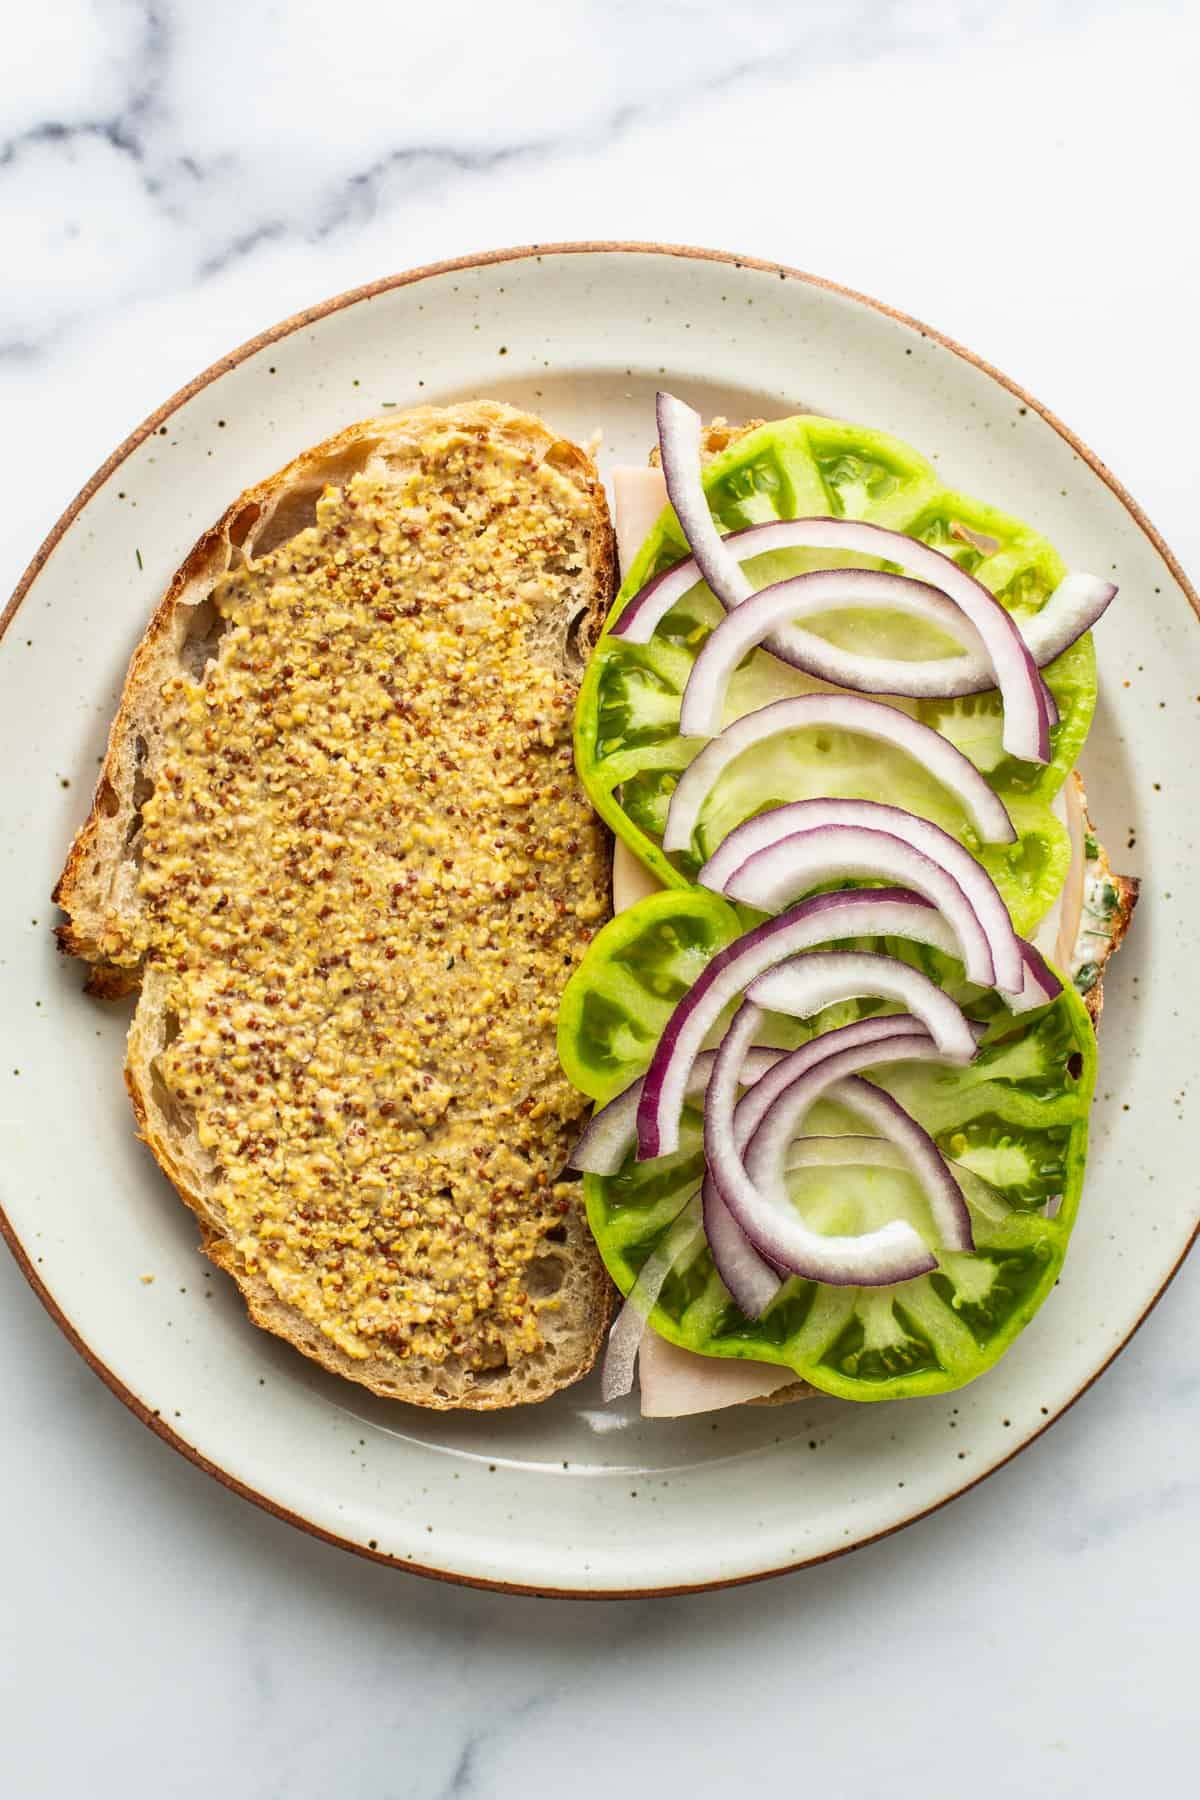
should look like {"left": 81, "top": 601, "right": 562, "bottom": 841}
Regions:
{"left": 54, "top": 402, "right": 617, "bottom": 1410}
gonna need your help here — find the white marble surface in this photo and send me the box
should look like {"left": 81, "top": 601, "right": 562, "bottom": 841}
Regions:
{"left": 2, "top": 2, "right": 1198, "bottom": 1792}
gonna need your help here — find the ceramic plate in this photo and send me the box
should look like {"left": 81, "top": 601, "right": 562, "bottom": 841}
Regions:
{"left": 1, "top": 244, "right": 1194, "bottom": 1596}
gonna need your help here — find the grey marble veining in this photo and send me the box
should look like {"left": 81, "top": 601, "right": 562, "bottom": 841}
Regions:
{"left": 1, "top": 0, "right": 1181, "bottom": 359}
{"left": 2, "top": 3, "right": 1198, "bottom": 1796}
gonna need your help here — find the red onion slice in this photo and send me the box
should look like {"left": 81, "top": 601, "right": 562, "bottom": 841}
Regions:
{"left": 726, "top": 826, "right": 995, "bottom": 990}
{"left": 678, "top": 568, "right": 990, "bottom": 736}
{"left": 710, "top": 1136, "right": 1009, "bottom": 1316}
{"left": 714, "top": 1008, "right": 931, "bottom": 1162}
{"left": 569, "top": 1082, "right": 648, "bottom": 1179}
{"left": 775, "top": 569, "right": 989, "bottom": 657}
{"left": 721, "top": 1014, "right": 976, "bottom": 1287}
{"left": 703, "top": 1004, "right": 936, "bottom": 1311}
{"left": 611, "top": 527, "right": 982, "bottom": 650}
{"left": 745, "top": 949, "right": 978, "bottom": 1063}
{"left": 730, "top": 1017, "right": 984, "bottom": 1156}
{"left": 613, "top": 490, "right": 1061, "bottom": 761}
{"left": 612, "top": 517, "right": 1115, "bottom": 684}
{"left": 1032, "top": 570, "right": 1117, "bottom": 659}
{"left": 702, "top": 1175, "right": 782, "bottom": 1319}
{"left": 655, "top": 393, "right": 755, "bottom": 611}
{"left": 601, "top": 1201, "right": 705, "bottom": 1402}
{"left": 611, "top": 550, "right": 708, "bottom": 642}
{"left": 699, "top": 795, "right": 1024, "bottom": 994}
{"left": 1018, "top": 940, "right": 1062, "bottom": 1009}
{"left": 674, "top": 568, "right": 1075, "bottom": 733}
{"left": 718, "top": 1037, "right": 973, "bottom": 1278}
{"left": 738, "top": 895, "right": 1059, "bottom": 1017}
{"left": 826, "top": 1075, "right": 974, "bottom": 1248}
{"left": 718, "top": 1032, "right": 955, "bottom": 1285}
{"left": 663, "top": 692, "right": 1017, "bottom": 855}
{"left": 834, "top": 1080, "right": 978, "bottom": 1252}
{"left": 568, "top": 1046, "right": 781, "bottom": 1176}
{"left": 636, "top": 886, "right": 978, "bottom": 1160}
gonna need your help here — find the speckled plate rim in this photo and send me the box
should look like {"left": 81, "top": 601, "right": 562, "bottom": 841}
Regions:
{"left": 2, "top": 240, "right": 1196, "bottom": 1600}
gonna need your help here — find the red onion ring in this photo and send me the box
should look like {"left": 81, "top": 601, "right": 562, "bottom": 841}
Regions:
{"left": 703, "top": 1006, "right": 938, "bottom": 1310}
{"left": 717, "top": 1032, "right": 958, "bottom": 1285}
{"left": 568, "top": 1046, "right": 782, "bottom": 1176}
{"left": 744, "top": 948, "right": 978, "bottom": 1062}
{"left": 601, "top": 1200, "right": 704, "bottom": 1401}
{"left": 613, "top": 520, "right": 1115, "bottom": 678}
{"left": 699, "top": 795, "right": 1024, "bottom": 995}
{"left": 724, "top": 1037, "right": 973, "bottom": 1278}
{"left": 655, "top": 392, "right": 755, "bottom": 611}
{"left": 1017, "top": 939, "right": 1061, "bottom": 1009}
{"left": 619, "top": 432, "right": 1094, "bottom": 761}
{"left": 663, "top": 692, "right": 1017, "bottom": 855}
{"left": 676, "top": 567, "right": 991, "bottom": 736}
{"left": 671, "top": 564, "right": 1083, "bottom": 739}
{"left": 726, "top": 826, "right": 996, "bottom": 990}
{"left": 702, "top": 1175, "right": 783, "bottom": 1320}
{"left": 635, "top": 887, "right": 976, "bottom": 1161}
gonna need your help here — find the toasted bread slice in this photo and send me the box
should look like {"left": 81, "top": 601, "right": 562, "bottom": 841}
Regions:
{"left": 54, "top": 402, "right": 616, "bottom": 1410}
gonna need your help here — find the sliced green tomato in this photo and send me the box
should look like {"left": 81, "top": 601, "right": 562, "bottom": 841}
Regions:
{"left": 557, "top": 889, "right": 744, "bottom": 1104}
{"left": 563, "top": 890, "right": 1096, "bottom": 1402}
{"left": 577, "top": 415, "right": 1095, "bottom": 922}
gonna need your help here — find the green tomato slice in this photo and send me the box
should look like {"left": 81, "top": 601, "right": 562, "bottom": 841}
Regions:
{"left": 561, "top": 891, "right": 1097, "bottom": 1402}
{"left": 577, "top": 416, "right": 1094, "bottom": 934}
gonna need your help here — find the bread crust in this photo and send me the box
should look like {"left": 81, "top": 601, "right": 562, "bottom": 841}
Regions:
{"left": 55, "top": 403, "right": 617, "bottom": 1410}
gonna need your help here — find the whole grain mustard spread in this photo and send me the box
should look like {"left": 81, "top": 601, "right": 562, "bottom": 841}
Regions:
{"left": 122, "top": 428, "right": 607, "bottom": 1368}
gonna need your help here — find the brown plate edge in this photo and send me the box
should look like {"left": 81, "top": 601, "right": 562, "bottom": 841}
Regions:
{"left": 2, "top": 238, "right": 1197, "bottom": 1600}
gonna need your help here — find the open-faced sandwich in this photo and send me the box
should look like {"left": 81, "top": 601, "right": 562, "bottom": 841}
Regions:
{"left": 54, "top": 391, "right": 1135, "bottom": 1417}
{"left": 562, "top": 394, "right": 1136, "bottom": 1414}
